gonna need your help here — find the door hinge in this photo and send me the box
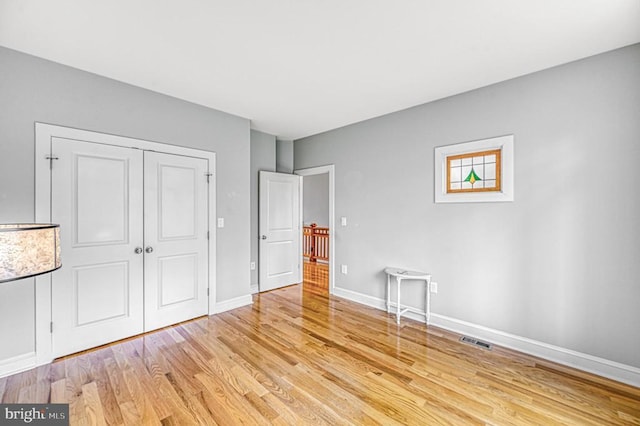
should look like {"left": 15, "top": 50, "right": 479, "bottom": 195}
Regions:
{"left": 207, "top": 231, "right": 210, "bottom": 240}
{"left": 205, "top": 172, "right": 213, "bottom": 183}
{"left": 50, "top": 322, "right": 53, "bottom": 333}
{"left": 45, "top": 155, "right": 59, "bottom": 170}
{"left": 207, "top": 288, "right": 210, "bottom": 296}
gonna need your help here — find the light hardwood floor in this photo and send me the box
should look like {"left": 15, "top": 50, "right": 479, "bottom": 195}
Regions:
{"left": 303, "top": 261, "right": 328, "bottom": 292}
{"left": 1, "top": 279, "right": 639, "bottom": 425}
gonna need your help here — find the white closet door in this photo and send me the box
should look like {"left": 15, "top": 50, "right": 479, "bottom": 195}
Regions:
{"left": 51, "top": 138, "right": 144, "bottom": 357}
{"left": 143, "top": 152, "right": 209, "bottom": 331}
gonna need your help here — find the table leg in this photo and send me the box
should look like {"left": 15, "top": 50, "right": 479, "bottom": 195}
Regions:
{"left": 396, "top": 277, "right": 401, "bottom": 324}
{"left": 425, "top": 277, "right": 431, "bottom": 325}
{"left": 386, "top": 274, "right": 391, "bottom": 313}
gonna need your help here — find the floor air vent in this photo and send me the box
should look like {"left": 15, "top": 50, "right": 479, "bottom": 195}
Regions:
{"left": 460, "top": 336, "right": 492, "bottom": 350}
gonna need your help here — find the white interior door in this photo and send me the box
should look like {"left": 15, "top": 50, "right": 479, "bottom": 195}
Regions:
{"left": 259, "top": 171, "right": 302, "bottom": 292}
{"left": 51, "top": 138, "right": 144, "bottom": 357}
{"left": 143, "top": 152, "right": 209, "bottom": 331}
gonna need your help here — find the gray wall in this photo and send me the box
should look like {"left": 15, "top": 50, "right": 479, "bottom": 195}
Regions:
{"left": 295, "top": 44, "right": 640, "bottom": 368}
{"left": 276, "top": 139, "right": 294, "bottom": 173}
{"left": 303, "top": 173, "right": 329, "bottom": 227}
{"left": 250, "top": 130, "right": 276, "bottom": 287}
{"left": 0, "top": 46, "right": 251, "bottom": 361}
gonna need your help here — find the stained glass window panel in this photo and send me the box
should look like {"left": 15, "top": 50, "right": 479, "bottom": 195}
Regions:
{"left": 446, "top": 149, "right": 501, "bottom": 193}
{"left": 460, "top": 166, "right": 471, "bottom": 181}
{"left": 485, "top": 163, "right": 496, "bottom": 180}
{"left": 449, "top": 166, "right": 461, "bottom": 182}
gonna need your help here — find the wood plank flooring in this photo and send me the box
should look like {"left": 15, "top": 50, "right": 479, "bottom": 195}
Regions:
{"left": 303, "top": 261, "right": 328, "bottom": 292}
{"left": 1, "top": 282, "right": 639, "bottom": 425}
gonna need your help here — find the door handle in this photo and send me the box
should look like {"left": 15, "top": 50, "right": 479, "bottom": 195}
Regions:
{"left": 145, "top": 246, "right": 154, "bottom": 253}
{"left": 261, "top": 235, "right": 267, "bottom": 240}
{"left": 134, "top": 247, "right": 143, "bottom": 254}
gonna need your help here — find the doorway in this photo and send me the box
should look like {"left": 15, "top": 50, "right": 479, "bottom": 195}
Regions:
{"left": 295, "top": 165, "right": 335, "bottom": 294}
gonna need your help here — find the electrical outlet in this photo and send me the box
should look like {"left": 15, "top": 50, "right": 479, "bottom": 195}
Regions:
{"left": 341, "top": 217, "right": 347, "bottom": 226}
{"left": 341, "top": 264, "right": 348, "bottom": 274}
{"left": 430, "top": 282, "right": 438, "bottom": 294}
{"left": 250, "top": 262, "right": 256, "bottom": 270}
{"left": 217, "top": 217, "right": 224, "bottom": 228}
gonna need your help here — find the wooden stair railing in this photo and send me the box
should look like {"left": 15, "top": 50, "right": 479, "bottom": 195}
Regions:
{"left": 303, "top": 224, "right": 329, "bottom": 262}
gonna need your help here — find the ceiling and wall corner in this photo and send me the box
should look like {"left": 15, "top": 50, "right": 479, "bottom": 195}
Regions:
{"left": 0, "top": 0, "right": 639, "bottom": 140}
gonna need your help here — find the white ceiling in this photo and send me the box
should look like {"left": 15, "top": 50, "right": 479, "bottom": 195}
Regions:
{"left": 1, "top": 1, "right": 639, "bottom": 140}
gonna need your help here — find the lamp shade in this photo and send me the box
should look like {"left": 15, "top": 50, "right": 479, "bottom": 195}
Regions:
{"left": 0, "top": 224, "right": 61, "bottom": 283}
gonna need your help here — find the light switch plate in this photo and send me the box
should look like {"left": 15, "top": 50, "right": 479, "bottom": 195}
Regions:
{"left": 341, "top": 217, "right": 347, "bottom": 226}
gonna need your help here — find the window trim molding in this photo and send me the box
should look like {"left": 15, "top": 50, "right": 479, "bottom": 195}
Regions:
{"left": 435, "top": 134, "right": 514, "bottom": 203}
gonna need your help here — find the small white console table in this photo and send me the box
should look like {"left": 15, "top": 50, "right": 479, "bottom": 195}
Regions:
{"left": 384, "top": 267, "right": 432, "bottom": 325}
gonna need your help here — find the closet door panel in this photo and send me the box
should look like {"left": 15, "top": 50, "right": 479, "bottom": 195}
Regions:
{"left": 143, "top": 152, "right": 209, "bottom": 331}
{"left": 51, "top": 138, "right": 144, "bottom": 357}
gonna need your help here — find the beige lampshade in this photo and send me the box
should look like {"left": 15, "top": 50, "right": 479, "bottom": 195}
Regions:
{"left": 0, "top": 224, "right": 61, "bottom": 283}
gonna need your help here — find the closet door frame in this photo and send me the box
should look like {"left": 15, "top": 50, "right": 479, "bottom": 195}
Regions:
{"left": 35, "top": 122, "right": 217, "bottom": 366}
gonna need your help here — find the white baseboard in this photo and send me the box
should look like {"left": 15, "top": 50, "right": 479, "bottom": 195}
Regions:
{"left": 333, "top": 286, "right": 387, "bottom": 310}
{"left": 333, "top": 285, "right": 640, "bottom": 388}
{"left": 213, "top": 294, "right": 253, "bottom": 314}
{"left": 429, "top": 314, "right": 640, "bottom": 388}
{"left": 0, "top": 352, "right": 37, "bottom": 379}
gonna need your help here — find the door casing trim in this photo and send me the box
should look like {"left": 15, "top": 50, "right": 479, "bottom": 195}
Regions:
{"left": 35, "top": 122, "right": 216, "bottom": 365}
